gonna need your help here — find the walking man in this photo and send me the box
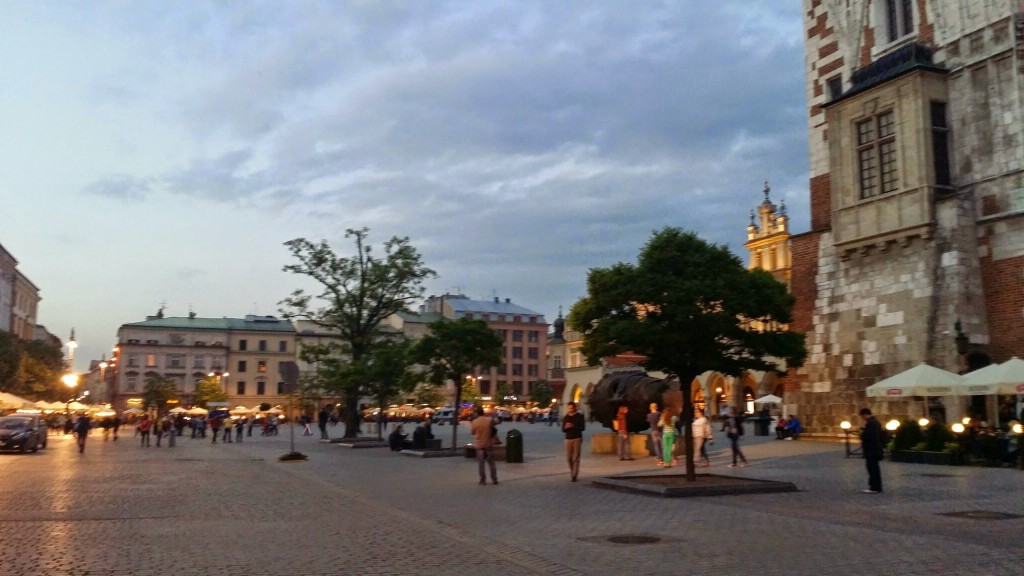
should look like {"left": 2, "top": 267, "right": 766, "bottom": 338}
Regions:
{"left": 138, "top": 415, "right": 152, "bottom": 447}
{"left": 724, "top": 406, "right": 747, "bottom": 467}
{"left": 646, "top": 403, "right": 662, "bottom": 463}
{"left": 561, "top": 401, "right": 585, "bottom": 481}
{"left": 470, "top": 406, "right": 498, "bottom": 485}
{"left": 318, "top": 406, "right": 330, "bottom": 440}
{"left": 859, "top": 408, "right": 884, "bottom": 493}
{"left": 74, "top": 415, "right": 90, "bottom": 454}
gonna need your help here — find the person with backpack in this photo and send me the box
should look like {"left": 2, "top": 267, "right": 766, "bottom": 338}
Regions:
{"left": 138, "top": 415, "right": 152, "bottom": 447}
{"left": 74, "top": 415, "right": 90, "bottom": 454}
{"left": 724, "top": 406, "right": 747, "bottom": 467}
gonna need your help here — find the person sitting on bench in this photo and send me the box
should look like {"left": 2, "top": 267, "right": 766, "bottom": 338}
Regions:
{"left": 783, "top": 415, "right": 803, "bottom": 440}
{"left": 775, "top": 416, "right": 789, "bottom": 439}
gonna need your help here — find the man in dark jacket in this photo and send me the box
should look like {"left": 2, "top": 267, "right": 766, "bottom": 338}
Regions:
{"left": 318, "top": 406, "right": 330, "bottom": 440}
{"left": 561, "top": 402, "right": 586, "bottom": 482}
{"left": 859, "top": 408, "right": 885, "bottom": 493}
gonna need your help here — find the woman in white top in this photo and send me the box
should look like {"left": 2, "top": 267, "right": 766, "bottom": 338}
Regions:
{"left": 691, "top": 408, "right": 713, "bottom": 467}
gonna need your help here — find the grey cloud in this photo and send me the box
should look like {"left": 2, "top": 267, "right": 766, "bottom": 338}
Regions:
{"left": 84, "top": 174, "right": 153, "bottom": 200}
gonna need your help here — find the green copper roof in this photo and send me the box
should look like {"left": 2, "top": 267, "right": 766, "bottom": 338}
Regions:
{"left": 123, "top": 315, "right": 296, "bottom": 333}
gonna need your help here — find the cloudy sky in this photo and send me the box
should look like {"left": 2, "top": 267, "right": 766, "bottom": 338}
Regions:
{"left": 1, "top": 1, "right": 808, "bottom": 371}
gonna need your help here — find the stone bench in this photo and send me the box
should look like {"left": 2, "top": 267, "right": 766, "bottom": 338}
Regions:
{"left": 464, "top": 444, "right": 507, "bottom": 460}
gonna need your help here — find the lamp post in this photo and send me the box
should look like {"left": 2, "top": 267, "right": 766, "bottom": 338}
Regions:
{"left": 62, "top": 372, "right": 80, "bottom": 433}
{"left": 840, "top": 420, "right": 862, "bottom": 458}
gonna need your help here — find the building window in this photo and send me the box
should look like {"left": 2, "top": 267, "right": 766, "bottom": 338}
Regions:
{"left": 169, "top": 355, "right": 183, "bottom": 369}
{"left": 497, "top": 364, "right": 507, "bottom": 376}
{"left": 527, "top": 365, "right": 538, "bottom": 377}
{"left": 257, "top": 361, "right": 267, "bottom": 373}
{"left": 931, "top": 101, "right": 952, "bottom": 187}
{"left": 238, "top": 340, "right": 247, "bottom": 352}
{"left": 569, "top": 347, "right": 583, "bottom": 368}
{"left": 277, "top": 382, "right": 285, "bottom": 394}
{"left": 480, "top": 381, "right": 491, "bottom": 395}
{"left": 512, "top": 364, "right": 523, "bottom": 376}
{"left": 529, "top": 316, "right": 537, "bottom": 323}
{"left": 237, "top": 381, "right": 246, "bottom": 395}
{"left": 512, "top": 347, "right": 523, "bottom": 359}
{"left": 126, "top": 376, "right": 138, "bottom": 392}
{"left": 259, "top": 340, "right": 267, "bottom": 352}
{"left": 498, "top": 315, "right": 506, "bottom": 322}
{"left": 527, "top": 331, "right": 539, "bottom": 343}
{"left": 528, "top": 347, "right": 538, "bottom": 360}
{"left": 127, "top": 354, "right": 139, "bottom": 368}
{"left": 257, "top": 381, "right": 266, "bottom": 395}
{"left": 826, "top": 75, "right": 843, "bottom": 100}
{"left": 553, "top": 355, "right": 562, "bottom": 369}
{"left": 857, "top": 110, "right": 897, "bottom": 199}
{"left": 194, "top": 355, "right": 205, "bottom": 369}
{"left": 885, "top": 0, "right": 913, "bottom": 43}
{"left": 278, "top": 340, "right": 287, "bottom": 353}
{"left": 145, "top": 354, "right": 158, "bottom": 368}
{"left": 512, "top": 330, "right": 523, "bottom": 342}
{"left": 237, "top": 360, "right": 247, "bottom": 373}
{"left": 513, "top": 316, "right": 521, "bottom": 323}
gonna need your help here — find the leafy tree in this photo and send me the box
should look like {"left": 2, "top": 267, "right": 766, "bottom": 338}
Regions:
{"left": 0, "top": 333, "right": 65, "bottom": 400}
{"left": 568, "top": 227, "right": 806, "bottom": 480}
{"left": 280, "top": 228, "right": 435, "bottom": 438}
{"left": 461, "top": 377, "right": 482, "bottom": 408}
{"left": 142, "top": 375, "right": 180, "bottom": 413}
{"left": 529, "top": 379, "right": 555, "bottom": 406}
{"left": 193, "top": 376, "right": 228, "bottom": 407}
{"left": 413, "top": 383, "right": 446, "bottom": 407}
{"left": 412, "top": 317, "right": 503, "bottom": 449}
{"left": 495, "top": 381, "right": 512, "bottom": 404}
{"left": 365, "top": 336, "right": 421, "bottom": 438}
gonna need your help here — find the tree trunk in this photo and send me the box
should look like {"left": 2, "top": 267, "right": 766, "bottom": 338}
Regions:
{"left": 343, "top": 389, "right": 361, "bottom": 438}
{"left": 681, "top": 379, "right": 696, "bottom": 481}
{"left": 450, "top": 378, "right": 463, "bottom": 450}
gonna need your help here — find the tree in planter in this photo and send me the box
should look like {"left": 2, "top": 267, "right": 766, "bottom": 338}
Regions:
{"left": 142, "top": 375, "right": 180, "bottom": 414}
{"left": 529, "top": 379, "right": 556, "bottom": 408}
{"left": 280, "top": 228, "right": 435, "bottom": 438}
{"left": 365, "top": 336, "right": 421, "bottom": 439}
{"left": 568, "top": 227, "right": 806, "bottom": 480}
{"left": 412, "top": 317, "right": 503, "bottom": 450}
{"left": 193, "top": 376, "right": 228, "bottom": 407}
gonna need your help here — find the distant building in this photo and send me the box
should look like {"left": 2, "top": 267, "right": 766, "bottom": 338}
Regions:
{"left": 419, "top": 294, "right": 548, "bottom": 403}
{"left": 113, "top": 314, "right": 230, "bottom": 410}
{"left": 225, "top": 315, "right": 297, "bottom": 409}
{"left": 0, "top": 243, "right": 40, "bottom": 341}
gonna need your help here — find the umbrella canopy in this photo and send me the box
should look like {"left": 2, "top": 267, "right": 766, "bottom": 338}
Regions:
{"left": 865, "top": 363, "right": 963, "bottom": 398}
{"left": 961, "top": 357, "right": 1024, "bottom": 395}
{"left": 186, "top": 407, "right": 209, "bottom": 416}
{"left": 754, "top": 394, "right": 783, "bottom": 404}
{"left": 168, "top": 407, "right": 187, "bottom": 414}
{"left": 67, "top": 401, "right": 90, "bottom": 411}
{"left": 0, "top": 392, "right": 35, "bottom": 410}
{"left": 34, "top": 400, "right": 52, "bottom": 410}
{"left": 266, "top": 407, "right": 284, "bottom": 415}
{"left": 229, "top": 406, "right": 253, "bottom": 415}
{"left": 123, "top": 407, "right": 144, "bottom": 414}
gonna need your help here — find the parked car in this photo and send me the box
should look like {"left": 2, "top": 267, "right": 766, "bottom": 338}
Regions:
{"left": 0, "top": 415, "right": 47, "bottom": 453}
{"left": 432, "top": 407, "right": 455, "bottom": 425}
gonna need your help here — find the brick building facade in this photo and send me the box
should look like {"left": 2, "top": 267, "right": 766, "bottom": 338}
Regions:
{"left": 790, "top": 0, "right": 1024, "bottom": 435}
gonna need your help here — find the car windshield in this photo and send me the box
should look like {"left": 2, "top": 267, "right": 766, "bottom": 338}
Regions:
{"left": 0, "top": 418, "right": 30, "bottom": 430}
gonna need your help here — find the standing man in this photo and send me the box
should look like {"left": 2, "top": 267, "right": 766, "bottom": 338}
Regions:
{"left": 647, "top": 403, "right": 662, "bottom": 463}
{"left": 318, "top": 406, "right": 330, "bottom": 440}
{"left": 470, "top": 406, "right": 498, "bottom": 485}
{"left": 74, "top": 414, "right": 90, "bottom": 454}
{"left": 859, "top": 408, "right": 885, "bottom": 493}
{"left": 561, "top": 402, "right": 586, "bottom": 482}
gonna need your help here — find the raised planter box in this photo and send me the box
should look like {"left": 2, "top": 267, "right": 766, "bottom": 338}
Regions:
{"left": 464, "top": 444, "right": 507, "bottom": 460}
{"left": 891, "top": 450, "right": 961, "bottom": 466}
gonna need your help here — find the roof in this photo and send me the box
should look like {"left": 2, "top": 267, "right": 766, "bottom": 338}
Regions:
{"left": 447, "top": 298, "right": 545, "bottom": 321}
{"left": 122, "top": 315, "right": 295, "bottom": 333}
{"left": 825, "top": 43, "right": 946, "bottom": 108}
{"left": 394, "top": 310, "right": 444, "bottom": 324}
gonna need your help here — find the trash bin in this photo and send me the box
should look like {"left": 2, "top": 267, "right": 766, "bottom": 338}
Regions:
{"left": 505, "top": 429, "right": 523, "bottom": 463}
{"left": 754, "top": 417, "right": 770, "bottom": 436}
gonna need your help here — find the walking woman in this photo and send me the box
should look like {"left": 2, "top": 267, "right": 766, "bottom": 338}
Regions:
{"left": 660, "top": 408, "right": 678, "bottom": 467}
{"left": 724, "top": 406, "right": 747, "bottom": 467}
{"left": 692, "top": 408, "right": 713, "bottom": 467}
{"left": 614, "top": 406, "right": 633, "bottom": 461}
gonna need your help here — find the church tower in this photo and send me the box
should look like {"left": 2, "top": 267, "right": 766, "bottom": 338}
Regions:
{"left": 744, "top": 182, "right": 791, "bottom": 287}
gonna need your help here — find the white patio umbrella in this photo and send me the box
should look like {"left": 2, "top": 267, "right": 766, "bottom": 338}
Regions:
{"left": 0, "top": 392, "right": 35, "bottom": 410}
{"left": 961, "top": 357, "right": 1024, "bottom": 395}
{"left": 754, "top": 394, "right": 783, "bottom": 404}
{"left": 186, "top": 407, "right": 209, "bottom": 416}
{"left": 168, "top": 407, "right": 187, "bottom": 414}
{"left": 66, "top": 401, "right": 90, "bottom": 412}
{"left": 865, "top": 363, "right": 963, "bottom": 397}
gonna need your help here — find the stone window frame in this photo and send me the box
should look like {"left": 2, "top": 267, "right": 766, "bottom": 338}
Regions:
{"left": 856, "top": 109, "right": 899, "bottom": 200}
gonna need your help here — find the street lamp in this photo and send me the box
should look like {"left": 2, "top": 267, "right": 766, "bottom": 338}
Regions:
{"left": 62, "top": 372, "right": 80, "bottom": 416}
{"left": 918, "top": 417, "right": 930, "bottom": 428}
{"left": 885, "top": 419, "right": 901, "bottom": 432}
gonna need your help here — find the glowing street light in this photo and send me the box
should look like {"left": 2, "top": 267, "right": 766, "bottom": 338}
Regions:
{"left": 918, "top": 418, "right": 930, "bottom": 427}
{"left": 951, "top": 422, "right": 965, "bottom": 434}
{"left": 885, "top": 419, "right": 901, "bottom": 432}
{"left": 62, "top": 372, "right": 80, "bottom": 415}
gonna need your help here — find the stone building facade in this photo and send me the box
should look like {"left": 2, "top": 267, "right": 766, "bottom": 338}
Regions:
{"left": 0, "top": 243, "right": 41, "bottom": 341}
{"left": 791, "top": 0, "right": 1024, "bottom": 434}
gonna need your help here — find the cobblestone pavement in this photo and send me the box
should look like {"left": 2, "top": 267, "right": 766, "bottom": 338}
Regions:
{"left": 1, "top": 424, "right": 1021, "bottom": 575}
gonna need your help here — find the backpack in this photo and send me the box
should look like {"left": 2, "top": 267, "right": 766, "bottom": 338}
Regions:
{"left": 139, "top": 420, "right": 151, "bottom": 432}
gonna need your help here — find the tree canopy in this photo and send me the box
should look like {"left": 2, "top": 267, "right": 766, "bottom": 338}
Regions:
{"left": 568, "top": 227, "right": 806, "bottom": 479}
{"left": 142, "top": 375, "right": 180, "bottom": 413}
{"left": 365, "top": 336, "right": 421, "bottom": 437}
{"left": 193, "top": 376, "right": 228, "bottom": 407}
{"left": 0, "top": 332, "right": 66, "bottom": 400}
{"left": 280, "top": 228, "right": 435, "bottom": 437}
{"left": 412, "top": 317, "right": 503, "bottom": 449}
